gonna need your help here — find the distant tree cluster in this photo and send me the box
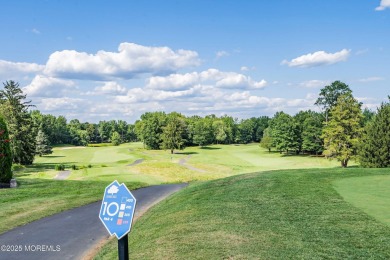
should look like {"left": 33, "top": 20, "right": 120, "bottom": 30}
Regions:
{"left": 134, "top": 111, "right": 269, "bottom": 153}
{"left": 0, "top": 80, "right": 389, "bottom": 169}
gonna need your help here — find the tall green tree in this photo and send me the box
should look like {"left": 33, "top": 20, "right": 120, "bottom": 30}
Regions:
{"left": 269, "top": 112, "right": 300, "bottom": 153}
{"left": 260, "top": 127, "right": 273, "bottom": 152}
{"left": 0, "top": 117, "right": 12, "bottom": 183}
{"left": 35, "top": 129, "right": 53, "bottom": 156}
{"left": 160, "top": 113, "right": 187, "bottom": 154}
{"left": 322, "top": 93, "right": 363, "bottom": 167}
{"left": 253, "top": 116, "right": 269, "bottom": 142}
{"left": 300, "top": 111, "right": 324, "bottom": 154}
{"left": 315, "top": 81, "right": 352, "bottom": 122}
{"left": 136, "top": 112, "right": 166, "bottom": 149}
{"left": 0, "top": 81, "right": 36, "bottom": 165}
{"left": 191, "top": 117, "right": 213, "bottom": 147}
{"left": 361, "top": 108, "right": 375, "bottom": 126}
{"left": 359, "top": 99, "right": 390, "bottom": 167}
{"left": 212, "top": 120, "right": 227, "bottom": 144}
{"left": 53, "top": 116, "right": 70, "bottom": 144}
{"left": 236, "top": 118, "right": 256, "bottom": 144}
{"left": 111, "top": 131, "right": 121, "bottom": 146}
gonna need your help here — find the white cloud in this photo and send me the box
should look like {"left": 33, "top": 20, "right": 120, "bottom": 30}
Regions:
{"left": 31, "top": 28, "right": 41, "bottom": 34}
{"left": 240, "top": 66, "right": 249, "bottom": 71}
{"left": 0, "top": 60, "right": 44, "bottom": 75}
{"left": 358, "top": 77, "right": 384, "bottom": 82}
{"left": 281, "top": 49, "right": 351, "bottom": 68}
{"left": 376, "top": 0, "right": 390, "bottom": 11}
{"left": 216, "top": 51, "right": 229, "bottom": 59}
{"left": 91, "top": 81, "right": 127, "bottom": 95}
{"left": 355, "top": 49, "right": 368, "bottom": 55}
{"left": 43, "top": 42, "right": 200, "bottom": 80}
{"left": 23, "top": 75, "right": 75, "bottom": 97}
{"left": 299, "top": 80, "right": 330, "bottom": 88}
{"left": 215, "top": 74, "right": 267, "bottom": 89}
{"left": 146, "top": 69, "right": 267, "bottom": 90}
{"left": 39, "top": 97, "right": 86, "bottom": 111}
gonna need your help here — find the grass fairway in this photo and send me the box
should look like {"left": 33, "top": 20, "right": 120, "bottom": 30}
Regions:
{"left": 19, "top": 143, "right": 341, "bottom": 184}
{"left": 95, "top": 168, "right": 390, "bottom": 259}
{"left": 334, "top": 175, "right": 390, "bottom": 226}
{"left": 3, "top": 143, "right": 346, "bottom": 239}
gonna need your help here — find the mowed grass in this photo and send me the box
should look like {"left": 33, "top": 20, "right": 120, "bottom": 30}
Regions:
{"left": 334, "top": 175, "right": 390, "bottom": 226}
{"left": 4, "top": 143, "right": 344, "bottom": 236}
{"left": 185, "top": 144, "right": 343, "bottom": 174}
{"left": 20, "top": 143, "right": 341, "bottom": 184}
{"left": 95, "top": 168, "right": 390, "bottom": 259}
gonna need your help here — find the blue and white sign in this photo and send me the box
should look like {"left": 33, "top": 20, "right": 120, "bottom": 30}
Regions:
{"left": 99, "top": 180, "right": 137, "bottom": 239}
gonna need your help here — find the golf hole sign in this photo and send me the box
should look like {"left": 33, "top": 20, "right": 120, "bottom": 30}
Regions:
{"left": 99, "top": 180, "right": 137, "bottom": 239}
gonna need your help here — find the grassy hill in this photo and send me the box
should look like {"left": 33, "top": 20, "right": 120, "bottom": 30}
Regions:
{"left": 1, "top": 143, "right": 344, "bottom": 235}
{"left": 95, "top": 168, "right": 390, "bottom": 259}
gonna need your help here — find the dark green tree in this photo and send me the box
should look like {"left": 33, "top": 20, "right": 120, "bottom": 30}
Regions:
{"left": 254, "top": 116, "right": 270, "bottom": 142}
{"left": 269, "top": 112, "right": 300, "bottom": 153}
{"left": 315, "top": 81, "right": 352, "bottom": 122}
{"left": 160, "top": 112, "right": 187, "bottom": 154}
{"left": 35, "top": 129, "right": 53, "bottom": 156}
{"left": 236, "top": 118, "right": 255, "bottom": 144}
{"left": 300, "top": 111, "right": 324, "bottom": 154}
{"left": 0, "top": 81, "right": 36, "bottom": 165}
{"left": 359, "top": 99, "right": 390, "bottom": 167}
{"left": 135, "top": 112, "right": 166, "bottom": 149}
{"left": 362, "top": 108, "right": 375, "bottom": 126}
{"left": 0, "top": 117, "right": 12, "bottom": 183}
{"left": 191, "top": 117, "right": 213, "bottom": 147}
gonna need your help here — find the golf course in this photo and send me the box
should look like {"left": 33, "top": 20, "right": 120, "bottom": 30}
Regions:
{"left": 2, "top": 143, "right": 389, "bottom": 259}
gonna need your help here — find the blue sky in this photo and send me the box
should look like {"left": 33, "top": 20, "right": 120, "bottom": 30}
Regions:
{"left": 0, "top": 0, "right": 389, "bottom": 122}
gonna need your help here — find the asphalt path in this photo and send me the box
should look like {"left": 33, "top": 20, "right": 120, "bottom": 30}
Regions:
{"left": 0, "top": 183, "right": 187, "bottom": 260}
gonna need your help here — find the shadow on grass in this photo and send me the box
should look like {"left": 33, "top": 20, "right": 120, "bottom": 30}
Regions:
{"left": 175, "top": 151, "right": 198, "bottom": 155}
{"left": 40, "top": 155, "right": 66, "bottom": 158}
{"left": 200, "top": 146, "right": 221, "bottom": 150}
{"left": 21, "top": 162, "right": 78, "bottom": 172}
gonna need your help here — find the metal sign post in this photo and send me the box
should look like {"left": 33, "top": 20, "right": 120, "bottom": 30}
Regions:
{"left": 118, "top": 234, "right": 129, "bottom": 260}
{"left": 99, "top": 180, "right": 136, "bottom": 260}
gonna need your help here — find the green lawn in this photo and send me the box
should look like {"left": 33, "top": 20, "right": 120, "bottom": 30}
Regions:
{"left": 334, "top": 175, "right": 390, "bottom": 226}
{"left": 18, "top": 142, "right": 341, "bottom": 183}
{"left": 2, "top": 142, "right": 361, "bottom": 248}
{"left": 95, "top": 168, "right": 390, "bottom": 259}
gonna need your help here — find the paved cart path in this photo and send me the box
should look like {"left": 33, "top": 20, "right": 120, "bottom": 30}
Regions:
{"left": 178, "top": 155, "right": 206, "bottom": 172}
{"left": 54, "top": 170, "right": 71, "bottom": 180}
{"left": 0, "top": 183, "right": 187, "bottom": 260}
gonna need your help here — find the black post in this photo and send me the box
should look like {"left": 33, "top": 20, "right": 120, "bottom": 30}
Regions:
{"left": 118, "top": 234, "right": 129, "bottom": 260}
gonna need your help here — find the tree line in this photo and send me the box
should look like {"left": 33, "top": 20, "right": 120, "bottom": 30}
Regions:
{"left": 1, "top": 80, "right": 389, "bottom": 173}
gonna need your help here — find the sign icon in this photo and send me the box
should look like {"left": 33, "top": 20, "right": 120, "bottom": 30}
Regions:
{"left": 99, "top": 180, "right": 137, "bottom": 239}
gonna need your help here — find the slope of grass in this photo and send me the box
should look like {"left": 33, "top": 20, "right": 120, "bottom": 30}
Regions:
{"left": 334, "top": 175, "right": 390, "bottom": 226}
{"left": 95, "top": 168, "right": 390, "bottom": 259}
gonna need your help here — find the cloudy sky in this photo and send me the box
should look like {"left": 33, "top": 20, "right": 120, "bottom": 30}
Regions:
{"left": 0, "top": 0, "right": 389, "bottom": 123}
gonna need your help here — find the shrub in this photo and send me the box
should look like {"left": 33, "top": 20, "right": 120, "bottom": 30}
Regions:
{"left": 0, "top": 117, "right": 12, "bottom": 183}
{"left": 55, "top": 164, "right": 65, "bottom": 171}
{"left": 88, "top": 164, "right": 92, "bottom": 168}
{"left": 71, "top": 164, "right": 78, "bottom": 170}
